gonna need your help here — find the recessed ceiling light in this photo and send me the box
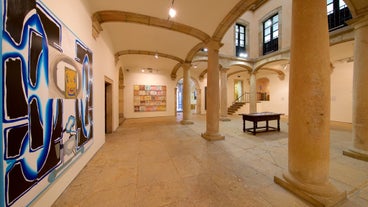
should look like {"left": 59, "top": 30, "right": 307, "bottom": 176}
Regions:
{"left": 169, "top": 7, "right": 176, "bottom": 18}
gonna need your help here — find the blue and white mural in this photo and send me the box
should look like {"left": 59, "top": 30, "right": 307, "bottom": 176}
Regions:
{"left": 1, "top": 0, "right": 94, "bottom": 206}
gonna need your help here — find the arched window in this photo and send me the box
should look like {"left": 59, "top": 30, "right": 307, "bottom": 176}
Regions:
{"left": 263, "top": 13, "right": 279, "bottom": 55}
{"left": 235, "top": 23, "right": 247, "bottom": 58}
{"left": 327, "top": 0, "right": 352, "bottom": 31}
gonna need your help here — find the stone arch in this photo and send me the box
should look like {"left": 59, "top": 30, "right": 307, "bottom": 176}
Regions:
{"left": 92, "top": 10, "right": 210, "bottom": 41}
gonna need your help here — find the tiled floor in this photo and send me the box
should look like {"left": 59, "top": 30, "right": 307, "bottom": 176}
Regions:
{"left": 52, "top": 114, "right": 368, "bottom": 207}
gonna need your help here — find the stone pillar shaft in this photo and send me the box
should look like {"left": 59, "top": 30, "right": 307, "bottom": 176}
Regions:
{"left": 352, "top": 16, "right": 368, "bottom": 151}
{"left": 201, "top": 40, "right": 224, "bottom": 140}
{"left": 288, "top": 0, "right": 331, "bottom": 186}
{"left": 249, "top": 73, "right": 257, "bottom": 113}
{"left": 343, "top": 15, "right": 368, "bottom": 161}
{"left": 181, "top": 64, "right": 193, "bottom": 125}
{"left": 275, "top": 1, "right": 345, "bottom": 206}
{"left": 220, "top": 67, "right": 230, "bottom": 121}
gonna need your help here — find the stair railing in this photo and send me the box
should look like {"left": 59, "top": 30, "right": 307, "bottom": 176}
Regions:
{"left": 232, "top": 92, "right": 250, "bottom": 104}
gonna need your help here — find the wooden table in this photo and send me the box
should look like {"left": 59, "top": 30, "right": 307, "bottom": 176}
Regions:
{"left": 240, "top": 112, "right": 283, "bottom": 135}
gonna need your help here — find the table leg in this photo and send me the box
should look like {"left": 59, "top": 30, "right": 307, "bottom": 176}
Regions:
{"left": 277, "top": 118, "right": 280, "bottom": 131}
{"left": 243, "top": 119, "right": 245, "bottom": 132}
{"left": 253, "top": 121, "right": 257, "bottom": 135}
{"left": 266, "top": 120, "right": 269, "bottom": 131}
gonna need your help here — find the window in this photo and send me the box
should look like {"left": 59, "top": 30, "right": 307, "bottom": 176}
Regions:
{"left": 327, "top": 0, "right": 352, "bottom": 31}
{"left": 235, "top": 23, "right": 247, "bottom": 58}
{"left": 263, "top": 13, "right": 279, "bottom": 55}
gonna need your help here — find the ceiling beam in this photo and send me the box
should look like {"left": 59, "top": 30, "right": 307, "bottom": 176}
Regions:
{"left": 92, "top": 10, "right": 211, "bottom": 42}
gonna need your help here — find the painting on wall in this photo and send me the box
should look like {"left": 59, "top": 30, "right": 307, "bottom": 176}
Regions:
{"left": 0, "top": 0, "right": 94, "bottom": 206}
{"left": 134, "top": 85, "right": 166, "bottom": 112}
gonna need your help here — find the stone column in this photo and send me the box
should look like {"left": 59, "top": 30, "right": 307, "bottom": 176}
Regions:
{"left": 180, "top": 63, "right": 194, "bottom": 125}
{"left": 249, "top": 72, "right": 257, "bottom": 113}
{"left": 343, "top": 15, "right": 368, "bottom": 162}
{"left": 274, "top": 0, "right": 345, "bottom": 206}
{"left": 220, "top": 67, "right": 230, "bottom": 121}
{"left": 201, "top": 40, "right": 224, "bottom": 140}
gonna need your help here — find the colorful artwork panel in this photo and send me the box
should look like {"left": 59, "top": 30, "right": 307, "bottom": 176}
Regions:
{"left": 133, "top": 85, "right": 166, "bottom": 112}
{"left": 1, "top": 1, "right": 94, "bottom": 206}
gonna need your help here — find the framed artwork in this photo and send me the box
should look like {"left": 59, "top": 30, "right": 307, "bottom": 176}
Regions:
{"left": 134, "top": 85, "right": 166, "bottom": 112}
{"left": 65, "top": 67, "right": 77, "bottom": 98}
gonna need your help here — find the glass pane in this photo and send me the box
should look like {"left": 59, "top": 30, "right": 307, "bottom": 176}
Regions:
{"left": 240, "top": 41, "right": 244, "bottom": 47}
{"left": 327, "top": 0, "right": 333, "bottom": 4}
{"left": 273, "top": 15, "right": 279, "bottom": 23}
{"left": 327, "top": 4, "right": 333, "bottom": 14}
{"left": 273, "top": 23, "right": 278, "bottom": 31}
{"left": 273, "top": 30, "right": 279, "bottom": 39}
{"left": 264, "top": 20, "right": 272, "bottom": 28}
{"left": 240, "top": 26, "right": 244, "bottom": 33}
{"left": 240, "top": 33, "right": 244, "bottom": 40}
{"left": 264, "top": 35, "right": 270, "bottom": 43}
{"left": 264, "top": 27, "right": 270, "bottom": 35}
{"left": 340, "top": 0, "right": 347, "bottom": 9}
{"left": 235, "top": 25, "right": 239, "bottom": 33}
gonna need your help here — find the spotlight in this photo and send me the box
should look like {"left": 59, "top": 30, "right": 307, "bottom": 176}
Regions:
{"left": 169, "top": 7, "right": 176, "bottom": 18}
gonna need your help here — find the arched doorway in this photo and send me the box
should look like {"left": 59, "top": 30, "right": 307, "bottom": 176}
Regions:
{"left": 256, "top": 77, "right": 270, "bottom": 101}
{"left": 176, "top": 77, "right": 201, "bottom": 115}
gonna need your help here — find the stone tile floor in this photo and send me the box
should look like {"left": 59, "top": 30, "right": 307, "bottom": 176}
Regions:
{"left": 52, "top": 114, "right": 368, "bottom": 207}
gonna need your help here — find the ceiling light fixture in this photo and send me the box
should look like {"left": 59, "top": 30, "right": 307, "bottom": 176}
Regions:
{"left": 168, "top": 0, "right": 176, "bottom": 19}
{"left": 154, "top": 51, "right": 159, "bottom": 59}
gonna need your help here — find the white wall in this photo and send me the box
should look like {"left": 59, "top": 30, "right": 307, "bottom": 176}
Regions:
{"left": 32, "top": 0, "right": 118, "bottom": 206}
{"left": 123, "top": 69, "right": 177, "bottom": 118}
{"left": 330, "top": 62, "right": 353, "bottom": 122}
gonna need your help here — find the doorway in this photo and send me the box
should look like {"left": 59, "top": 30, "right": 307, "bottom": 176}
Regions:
{"left": 234, "top": 80, "right": 244, "bottom": 102}
{"left": 176, "top": 78, "right": 199, "bottom": 114}
{"left": 105, "top": 78, "right": 113, "bottom": 134}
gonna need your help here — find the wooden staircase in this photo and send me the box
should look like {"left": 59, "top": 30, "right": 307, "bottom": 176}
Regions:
{"left": 227, "top": 102, "right": 246, "bottom": 115}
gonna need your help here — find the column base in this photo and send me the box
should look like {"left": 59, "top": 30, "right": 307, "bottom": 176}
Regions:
{"left": 274, "top": 173, "right": 346, "bottom": 207}
{"left": 343, "top": 148, "right": 368, "bottom": 162}
{"left": 220, "top": 117, "right": 231, "bottom": 122}
{"left": 180, "top": 120, "right": 194, "bottom": 125}
{"left": 201, "top": 132, "right": 224, "bottom": 141}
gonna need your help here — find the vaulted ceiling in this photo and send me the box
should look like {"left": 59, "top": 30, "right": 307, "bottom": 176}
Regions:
{"left": 81, "top": 0, "right": 266, "bottom": 74}
{"left": 81, "top": 0, "right": 368, "bottom": 77}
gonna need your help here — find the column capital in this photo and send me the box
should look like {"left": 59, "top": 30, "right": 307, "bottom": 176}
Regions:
{"left": 181, "top": 62, "right": 192, "bottom": 70}
{"left": 348, "top": 14, "right": 368, "bottom": 30}
{"left": 249, "top": 71, "right": 257, "bottom": 76}
{"left": 205, "top": 39, "right": 223, "bottom": 50}
{"left": 92, "top": 13, "right": 103, "bottom": 39}
{"left": 220, "top": 66, "right": 229, "bottom": 72}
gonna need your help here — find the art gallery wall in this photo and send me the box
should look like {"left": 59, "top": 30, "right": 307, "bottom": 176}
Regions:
{"left": 330, "top": 61, "right": 353, "bottom": 123}
{"left": 28, "top": 0, "right": 118, "bottom": 206}
{"left": 123, "top": 69, "right": 177, "bottom": 118}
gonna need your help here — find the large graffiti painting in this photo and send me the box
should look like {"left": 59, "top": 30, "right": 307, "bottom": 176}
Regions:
{"left": 1, "top": 0, "right": 94, "bottom": 206}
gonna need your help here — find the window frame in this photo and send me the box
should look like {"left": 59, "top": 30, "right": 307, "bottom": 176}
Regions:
{"left": 235, "top": 23, "right": 247, "bottom": 58}
{"left": 262, "top": 13, "right": 279, "bottom": 55}
{"left": 327, "top": 0, "right": 352, "bottom": 31}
